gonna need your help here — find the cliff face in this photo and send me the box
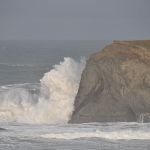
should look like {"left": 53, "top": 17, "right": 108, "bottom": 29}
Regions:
{"left": 69, "top": 40, "right": 150, "bottom": 123}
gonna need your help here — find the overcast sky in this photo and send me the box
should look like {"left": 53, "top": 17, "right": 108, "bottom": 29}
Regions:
{"left": 0, "top": 0, "right": 150, "bottom": 40}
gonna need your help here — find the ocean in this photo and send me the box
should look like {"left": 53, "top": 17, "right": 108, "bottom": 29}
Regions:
{"left": 0, "top": 40, "right": 150, "bottom": 150}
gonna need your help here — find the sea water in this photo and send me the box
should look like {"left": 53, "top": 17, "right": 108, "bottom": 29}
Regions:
{"left": 0, "top": 40, "right": 150, "bottom": 150}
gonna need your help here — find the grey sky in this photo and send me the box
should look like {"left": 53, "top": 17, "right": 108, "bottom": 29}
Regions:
{"left": 0, "top": 0, "right": 150, "bottom": 40}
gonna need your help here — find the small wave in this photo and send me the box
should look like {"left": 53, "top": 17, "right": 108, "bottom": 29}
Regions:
{"left": 40, "top": 130, "right": 150, "bottom": 140}
{"left": 0, "top": 83, "right": 40, "bottom": 91}
{"left": 0, "top": 63, "right": 35, "bottom": 67}
{"left": 0, "top": 127, "right": 6, "bottom": 131}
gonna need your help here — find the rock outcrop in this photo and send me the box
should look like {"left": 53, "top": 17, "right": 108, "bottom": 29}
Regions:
{"left": 69, "top": 40, "right": 150, "bottom": 123}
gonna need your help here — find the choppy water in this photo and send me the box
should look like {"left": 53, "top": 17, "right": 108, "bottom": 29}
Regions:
{"left": 1, "top": 122, "right": 150, "bottom": 150}
{"left": 0, "top": 40, "right": 149, "bottom": 150}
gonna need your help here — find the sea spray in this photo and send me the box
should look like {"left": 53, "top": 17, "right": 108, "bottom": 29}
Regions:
{"left": 0, "top": 57, "right": 85, "bottom": 124}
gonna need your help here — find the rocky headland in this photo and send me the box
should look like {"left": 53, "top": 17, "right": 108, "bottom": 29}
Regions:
{"left": 69, "top": 40, "right": 150, "bottom": 123}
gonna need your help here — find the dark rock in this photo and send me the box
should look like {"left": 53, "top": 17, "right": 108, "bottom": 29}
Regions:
{"left": 69, "top": 40, "right": 150, "bottom": 123}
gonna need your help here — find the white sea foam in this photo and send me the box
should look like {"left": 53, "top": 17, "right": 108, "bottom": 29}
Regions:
{"left": 40, "top": 130, "right": 150, "bottom": 140}
{"left": 0, "top": 57, "right": 85, "bottom": 124}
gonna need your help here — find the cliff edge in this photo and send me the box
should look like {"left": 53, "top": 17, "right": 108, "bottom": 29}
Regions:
{"left": 69, "top": 40, "right": 150, "bottom": 123}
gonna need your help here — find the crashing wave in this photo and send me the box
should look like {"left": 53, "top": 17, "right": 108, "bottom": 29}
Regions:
{"left": 0, "top": 57, "right": 85, "bottom": 124}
